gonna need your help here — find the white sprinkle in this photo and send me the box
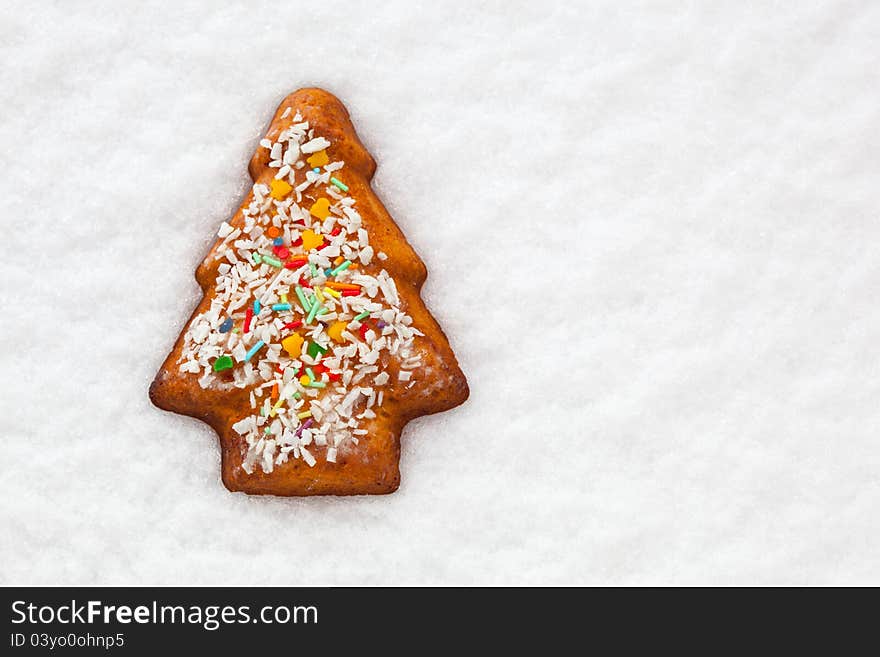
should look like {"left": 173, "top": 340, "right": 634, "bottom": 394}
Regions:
{"left": 300, "top": 136, "right": 331, "bottom": 153}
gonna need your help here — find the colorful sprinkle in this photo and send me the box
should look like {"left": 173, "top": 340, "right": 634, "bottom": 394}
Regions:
{"left": 269, "top": 397, "right": 286, "bottom": 417}
{"left": 307, "top": 342, "right": 329, "bottom": 359}
{"left": 327, "top": 321, "right": 347, "bottom": 343}
{"left": 305, "top": 367, "right": 317, "bottom": 381}
{"left": 306, "top": 150, "right": 329, "bottom": 168}
{"left": 300, "top": 229, "right": 324, "bottom": 251}
{"left": 273, "top": 237, "right": 284, "bottom": 246}
{"left": 285, "top": 257, "right": 309, "bottom": 270}
{"left": 354, "top": 311, "right": 370, "bottom": 321}
{"left": 218, "top": 317, "right": 233, "bottom": 333}
{"left": 244, "top": 340, "right": 265, "bottom": 362}
{"left": 282, "top": 334, "right": 304, "bottom": 358}
{"left": 306, "top": 299, "right": 322, "bottom": 323}
{"left": 299, "top": 375, "right": 311, "bottom": 386}
{"left": 307, "top": 381, "right": 326, "bottom": 389}
{"left": 262, "top": 255, "right": 282, "bottom": 268}
{"left": 243, "top": 307, "right": 254, "bottom": 333}
{"left": 272, "top": 303, "right": 292, "bottom": 311}
{"left": 283, "top": 320, "right": 302, "bottom": 330}
{"left": 325, "top": 282, "right": 360, "bottom": 291}
{"left": 330, "top": 177, "right": 348, "bottom": 192}
{"left": 212, "top": 355, "right": 233, "bottom": 372}
{"left": 252, "top": 253, "right": 263, "bottom": 265}
{"left": 328, "top": 260, "right": 353, "bottom": 276}
{"left": 294, "top": 285, "right": 310, "bottom": 311}
{"left": 253, "top": 299, "right": 261, "bottom": 314}
{"left": 308, "top": 198, "right": 331, "bottom": 220}
{"left": 269, "top": 178, "right": 292, "bottom": 199}
{"left": 297, "top": 411, "right": 313, "bottom": 420}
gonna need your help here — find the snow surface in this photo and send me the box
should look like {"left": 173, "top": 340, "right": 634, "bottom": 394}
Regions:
{"left": 2, "top": 1, "right": 879, "bottom": 585}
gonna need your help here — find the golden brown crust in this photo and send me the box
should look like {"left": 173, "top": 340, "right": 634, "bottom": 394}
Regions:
{"left": 150, "top": 88, "right": 468, "bottom": 496}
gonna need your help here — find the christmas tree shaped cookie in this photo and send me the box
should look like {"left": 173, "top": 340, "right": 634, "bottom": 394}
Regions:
{"left": 150, "top": 88, "right": 468, "bottom": 495}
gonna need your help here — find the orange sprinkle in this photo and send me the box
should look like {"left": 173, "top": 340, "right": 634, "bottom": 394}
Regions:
{"left": 324, "top": 282, "right": 361, "bottom": 291}
{"left": 266, "top": 226, "right": 281, "bottom": 238}
{"left": 271, "top": 383, "right": 279, "bottom": 400}
{"left": 333, "top": 256, "right": 344, "bottom": 266}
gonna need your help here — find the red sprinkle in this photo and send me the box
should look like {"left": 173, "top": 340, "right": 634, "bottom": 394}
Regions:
{"left": 283, "top": 320, "right": 302, "bottom": 330}
{"left": 291, "top": 237, "right": 303, "bottom": 247}
{"left": 312, "top": 364, "right": 328, "bottom": 375}
{"left": 327, "top": 372, "right": 341, "bottom": 382}
{"left": 359, "top": 323, "right": 369, "bottom": 340}
{"left": 273, "top": 246, "right": 290, "bottom": 259}
{"left": 330, "top": 226, "right": 342, "bottom": 236}
{"left": 284, "top": 257, "right": 308, "bottom": 269}
{"left": 341, "top": 289, "right": 360, "bottom": 297}
{"left": 244, "top": 307, "right": 254, "bottom": 333}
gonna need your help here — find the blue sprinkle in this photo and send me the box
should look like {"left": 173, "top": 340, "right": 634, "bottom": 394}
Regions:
{"left": 253, "top": 299, "right": 261, "bottom": 314}
{"left": 273, "top": 237, "right": 284, "bottom": 246}
{"left": 272, "top": 303, "right": 292, "bottom": 311}
{"left": 244, "top": 340, "right": 265, "bottom": 362}
{"left": 218, "top": 318, "right": 233, "bottom": 333}
{"left": 324, "top": 269, "right": 333, "bottom": 276}
{"left": 313, "top": 167, "right": 320, "bottom": 173}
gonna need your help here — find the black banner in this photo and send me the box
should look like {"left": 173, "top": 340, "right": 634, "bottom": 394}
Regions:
{"left": 0, "top": 587, "right": 871, "bottom": 651}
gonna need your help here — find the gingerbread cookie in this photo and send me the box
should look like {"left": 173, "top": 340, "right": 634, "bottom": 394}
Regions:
{"left": 150, "top": 88, "right": 468, "bottom": 495}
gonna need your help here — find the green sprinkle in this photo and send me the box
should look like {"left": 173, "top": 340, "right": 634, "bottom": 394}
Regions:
{"left": 252, "top": 253, "right": 263, "bottom": 264}
{"left": 309, "top": 262, "right": 318, "bottom": 278}
{"left": 306, "top": 300, "right": 322, "bottom": 323}
{"left": 212, "top": 355, "right": 234, "bottom": 372}
{"left": 329, "top": 260, "right": 352, "bottom": 276}
{"left": 233, "top": 328, "right": 241, "bottom": 334}
{"left": 307, "top": 381, "right": 326, "bottom": 389}
{"left": 354, "top": 311, "right": 370, "bottom": 321}
{"left": 305, "top": 367, "right": 316, "bottom": 382}
{"left": 307, "top": 342, "right": 328, "bottom": 359}
{"left": 329, "top": 177, "right": 349, "bottom": 192}
{"left": 317, "top": 306, "right": 328, "bottom": 316}
{"left": 264, "top": 427, "right": 272, "bottom": 434}
{"left": 294, "top": 285, "right": 310, "bottom": 311}
{"left": 262, "top": 255, "right": 282, "bottom": 268}
{"left": 293, "top": 392, "right": 302, "bottom": 400}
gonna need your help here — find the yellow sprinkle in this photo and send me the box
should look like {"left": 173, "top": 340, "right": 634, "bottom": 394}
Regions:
{"left": 309, "top": 198, "right": 331, "bottom": 220}
{"left": 327, "top": 320, "right": 347, "bottom": 343}
{"left": 315, "top": 287, "right": 325, "bottom": 303}
{"left": 301, "top": 229, "right": 324, "bottom": 251}
{"left": 299, "top": 375, "right": 311, "bottom": 386}
{"left": 269, "top": 178, "right": 292, "bottom": 199}
{"left": 269, "top": 398, "right": 286, "bottom": 417}
{"left": 297, "top": 411, "right": 312, "bottom": 420}
{"left": 306, "top": 150, "right": 329, "bottom": 168}
{"left": 324, "top": 286, "right": 341, "bottom": 299}
{"left": 280, "top": 294, "right": 288, "bottom": 304}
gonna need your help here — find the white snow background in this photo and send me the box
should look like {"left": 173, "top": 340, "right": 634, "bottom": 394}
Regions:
{"left": 1, "top": 1, "right": 878, "bottom": 585}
